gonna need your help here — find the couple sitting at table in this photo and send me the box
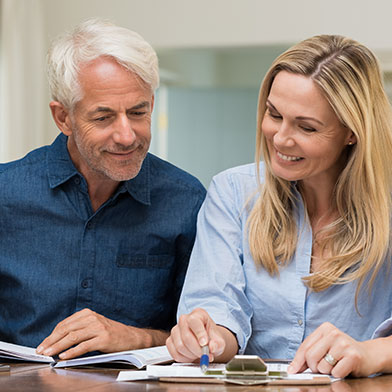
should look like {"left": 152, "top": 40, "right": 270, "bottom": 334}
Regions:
{"left": 1, "top": 18, "right": 392, "bottom": 379}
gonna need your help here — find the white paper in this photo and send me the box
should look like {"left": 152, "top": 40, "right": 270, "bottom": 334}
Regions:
{"left": 147, "top": 364, "right": 223, "bottom": 378}
{"left": 116, "top": 370, "right": 154, "bottom": 382}
{"left": 267, "top": 363, "right": 289, "bottom": 372}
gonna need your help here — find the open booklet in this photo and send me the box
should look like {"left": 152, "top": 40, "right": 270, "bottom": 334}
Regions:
{"left": 0, "top": 340, "right": 172, "bottom": 369}
{"left": 0, "top": 341, "right": 53, "bottom": 363}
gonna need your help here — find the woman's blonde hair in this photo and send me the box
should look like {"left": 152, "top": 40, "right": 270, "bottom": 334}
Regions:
{"left": 248, "top": 35, "right": 392, "bottom": 295}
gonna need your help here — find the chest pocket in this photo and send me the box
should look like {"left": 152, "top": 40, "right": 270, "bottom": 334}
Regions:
{"left": 114, "top": 254, "right": 176, "bottom": 327}
{"left": 116, "top": 254, "right": 173, "bottom": 269}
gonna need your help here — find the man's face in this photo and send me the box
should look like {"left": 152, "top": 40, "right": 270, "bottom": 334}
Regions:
{"left": 66, "top": 57, "right": 153, "bottom": 183}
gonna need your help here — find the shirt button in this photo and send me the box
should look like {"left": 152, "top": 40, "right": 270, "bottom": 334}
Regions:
{"left": 86, "top": 222, "right": 93, "bottom": 229}
{"left": 298, "top": 319, "right": 303, "bottom": 326}
{"left": 81, "top": 279, "right": 89, "bottom": 288}
{"left": 74, "top": 177, "right": 81, "bottom": 185}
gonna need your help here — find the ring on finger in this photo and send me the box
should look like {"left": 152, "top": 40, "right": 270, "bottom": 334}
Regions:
{"left": 324, "top": 353, "right": 337, "bottom": 367}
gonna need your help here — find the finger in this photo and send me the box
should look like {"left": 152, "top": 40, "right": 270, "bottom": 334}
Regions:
{"left": 171, "top": 322, "right": 200, "bottom": 361}
{"left": 207, "top": 325, "right": 225, "bottom": 358}
{"left": 185, "top": 309, "right": 211, "bottom": 346}
{"left": 58, "top": 337, "right": 99, "bottom": 360}
{"left": 177, "top": 310, "right": 212, "bottom": 358}
{"left": 289, "top": 328, "right": 325, "bottom": 373}
{"left": 317, "top": 351, "right": 339, "bottom": 375}
{"left": 290, "top": 323, "right": 338, "bottom": 373}
{"left": 288, "top": 361, "right": 308, "bottom": 374}
{"left": 166, "top": 335, "right": 177, "bottom": 359}
{"left": 37, "top": 310, "right": 96, "bottom": 353}
{"left": 41, "top": 314, "right": 101, "bottom": 356}
{"left": 39, "top": 324, "right": 84, "bottom": 355}
{"left": 331, "top": 356, "right": 354, "bottom": 379}
{"left": 306, "top": 335, "right": 339, "bottom": 373}
{"left": 37, "top": 324, "right": 69, "bottom": 353}
{"left": 313, "top": 330, "right": 349, "bottom": 374}
{"left": 166, "top": 334, "right": 196, "bottom": 363}
{"left": 51, "top": 312, "right": 118, "bottom": 356}
{"left": 44, "top": 326, "right": 98, "bottom": 357}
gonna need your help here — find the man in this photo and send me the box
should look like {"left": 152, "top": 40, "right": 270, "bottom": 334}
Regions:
{"left": 0, "top": 18, "right": 205, "bottom": 360}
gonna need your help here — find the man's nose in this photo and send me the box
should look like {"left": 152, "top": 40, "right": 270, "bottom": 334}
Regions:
{"left": 112, "top": 115, "right": 136, "bottom": 145}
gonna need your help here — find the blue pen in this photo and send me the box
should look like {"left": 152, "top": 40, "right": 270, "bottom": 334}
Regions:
{"left": 200, "top": 345, "right": 209, "bottom": 373}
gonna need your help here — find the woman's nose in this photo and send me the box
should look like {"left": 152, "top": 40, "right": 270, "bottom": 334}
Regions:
{"left": 273, "top": 122, "right": 295, "bottom": 148}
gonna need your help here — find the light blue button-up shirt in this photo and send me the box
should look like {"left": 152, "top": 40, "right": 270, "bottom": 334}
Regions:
{"left": 178, "top": 163, "right": 392, "bottom": 359}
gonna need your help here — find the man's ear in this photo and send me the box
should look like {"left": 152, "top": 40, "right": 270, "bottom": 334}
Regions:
{"left": 49, "top": 101, "right": 73, "bottom": 136}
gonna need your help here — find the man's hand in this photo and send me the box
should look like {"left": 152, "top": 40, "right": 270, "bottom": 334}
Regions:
{"left": 36, "top": 308, "right": 169, "bottom": 360}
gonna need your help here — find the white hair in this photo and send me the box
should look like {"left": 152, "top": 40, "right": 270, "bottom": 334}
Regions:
{"left": 47, "top": 18, "right": 159, "bottom": 109}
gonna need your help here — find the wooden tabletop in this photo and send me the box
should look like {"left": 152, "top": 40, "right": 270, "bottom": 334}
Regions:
{"left": 1, "top": 362, "right": 392, "bottom": 391}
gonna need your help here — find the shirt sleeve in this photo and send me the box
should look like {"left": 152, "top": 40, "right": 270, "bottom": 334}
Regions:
{"left": 177, "top": 170, "right": 253, "bottom": 353}
{"left": 172, "top": 186, "right": 207, "bottom": 322}
{"left": 372, "top": 318, "right": 392, "bottom": 339}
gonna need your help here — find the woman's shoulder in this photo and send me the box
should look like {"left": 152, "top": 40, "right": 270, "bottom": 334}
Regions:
{"left": 207, "top": 162, "right": 265, "bottom": 207}
{"left": 212, "top": 162, "right": 265, "bottom": 188}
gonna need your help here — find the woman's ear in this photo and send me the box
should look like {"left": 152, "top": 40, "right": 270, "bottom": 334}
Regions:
{"left": 347, "top": 132, "right": 357, "bottom": 146}
{"left": 49, "top": 101, "right": 73, "bottom": 136}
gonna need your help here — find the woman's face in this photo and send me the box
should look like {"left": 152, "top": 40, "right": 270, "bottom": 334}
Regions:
{"left": 262, "top": 71, "right": 356, "bottom": 189}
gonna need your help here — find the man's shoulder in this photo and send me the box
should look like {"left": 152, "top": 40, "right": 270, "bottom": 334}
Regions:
{"left": 0, "top": 145, "right": 49, "bottom": 177}
{"left": 147, "top": 153, "right": 206, "bottom": 196}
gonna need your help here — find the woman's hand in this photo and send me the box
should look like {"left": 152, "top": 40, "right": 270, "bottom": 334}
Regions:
{"left": 166, "top": 308, "right": 238, "bottom": 363}
{"left": 289, "top": 322, "right": 380, "bottom": 378}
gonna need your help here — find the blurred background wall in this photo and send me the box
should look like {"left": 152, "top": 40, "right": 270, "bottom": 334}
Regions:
{"left": 1, "top": 0, "right": 392, "bottom": 186}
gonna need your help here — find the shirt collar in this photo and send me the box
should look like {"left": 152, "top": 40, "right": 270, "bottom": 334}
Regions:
{"left": 47, "top": 133, "right": 80, "bottom": 188}
{"left": 123, "top": 154, "right": 151, "bottom": 206}
{"left": 46, "top": 133, "right": 151, "bottom": 206}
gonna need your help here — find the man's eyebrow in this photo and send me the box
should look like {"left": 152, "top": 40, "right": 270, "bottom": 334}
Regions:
{"left": 89, "top": 107, "right": 114, "bottom": 115}
{"left": 88, "top": 101, "right": 150, "bottom": 116}
{"left": 130, "top": 101, "right": 150, "bottom": 110}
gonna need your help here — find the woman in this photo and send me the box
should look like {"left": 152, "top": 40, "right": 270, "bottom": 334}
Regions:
{"left": 166, "top": 35, "right": 392, "bottom": 378}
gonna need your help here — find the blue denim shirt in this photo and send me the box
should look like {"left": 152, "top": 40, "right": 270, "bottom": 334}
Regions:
{"left": 0, "top": 133, "right": 206, "bottom": 347}
{"left": 178, "top": 163, "right": 392, "bottom": 359}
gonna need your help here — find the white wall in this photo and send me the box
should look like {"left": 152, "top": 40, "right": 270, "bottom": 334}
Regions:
{"left": 0, "top": 0, "right": 48, "bottom": 162}
{"left": 41, "top": 0, "right": 392, "bottom": 51}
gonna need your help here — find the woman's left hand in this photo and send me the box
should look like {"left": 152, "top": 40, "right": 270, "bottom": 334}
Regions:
{"left": 288, "top": 322, "right": 377, "bottom": 378}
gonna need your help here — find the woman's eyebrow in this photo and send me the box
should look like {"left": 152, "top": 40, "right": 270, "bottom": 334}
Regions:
{"left": 266, "top": 99, "right": 324, "bottom": 126}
